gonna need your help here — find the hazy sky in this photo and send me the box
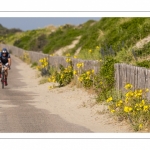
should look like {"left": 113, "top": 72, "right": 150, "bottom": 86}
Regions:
{"left": 0, "top": 17, "right": 101, "bottom": 31}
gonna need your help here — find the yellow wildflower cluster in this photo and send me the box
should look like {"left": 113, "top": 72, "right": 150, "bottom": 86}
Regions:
{"left": 47, "top": 55, "right": 74, "bottom": 87}
{"left": 134, "top": 100, "right": 150, "bottom": 112}
{"left": 106, "top": 83, "right": 150, "bottom": 131}
{"left": 111, "top": 109, "right": 115, "bottom": 113}
{"left": 106, "top": 97, "right": 113, "bottom": 103}
{"left": 48, "top": 76, "right": 56, "bottom": 83}
{"left": 124, "top": 106, "right": 133, "bottom": 113}
{"left": 21, "top": 52, "right": 31, "bottom": 64}
{"left": 37, "top": 57, "right": 49, "bottom": 70}
{"left": 65, "top": 53, "right": 70, "bottom": 57}
{"left": 64, "top": 65, "right": 73, "bottom": 73}
{"left": 77, "top": 69, "right": 95, "bottom": 88}
{"left": 23, "top": 52, "right": 29, "bottom": 59}
{"left": 116, "top": 100, "right": 123, "bottom": 107}
{"left": 49, "top": 53, "right": 55, "bottom": 56}
{"left": 66, "top": 58, "right": 71, "bottom": 63}
{"left": 76, "top": 62, "right": 84, "bottom": 69}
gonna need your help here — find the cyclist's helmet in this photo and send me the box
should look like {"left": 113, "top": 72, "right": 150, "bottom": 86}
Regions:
{"left": 1, "top": 48, "right": 8, "bottom": 54}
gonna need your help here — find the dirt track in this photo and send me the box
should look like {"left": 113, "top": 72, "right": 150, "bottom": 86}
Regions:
{"left": 0, "top": 55, "right": 132, "bottom": 133}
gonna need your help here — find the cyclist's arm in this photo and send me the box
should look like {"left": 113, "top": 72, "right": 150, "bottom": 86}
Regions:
{"left": 7, "top": 53, "right": 11, "bottom": 67}
{"left": 8, "top": 58, "right": 11, "bottom": 67}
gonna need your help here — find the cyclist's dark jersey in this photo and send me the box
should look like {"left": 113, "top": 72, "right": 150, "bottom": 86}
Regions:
{"left": 0, "top": 52, "right": 11, "bottom": 65}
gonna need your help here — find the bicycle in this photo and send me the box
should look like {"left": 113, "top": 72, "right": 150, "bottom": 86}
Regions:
{"left": 1, "top": 63, "right": 10, "bottom": 89}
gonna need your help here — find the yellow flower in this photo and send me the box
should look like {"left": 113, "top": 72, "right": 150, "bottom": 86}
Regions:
{"left": 74, "top": 55, "right": 77, "bottom": 58}
{"left": 66, "top": 58, "right": 71, "bottom": 63}
{"left": 106, "top": 97, "right": 113, "bottom": 103}
{"left": 36, "top": 66, "right": 40, "bottom": 70}
{"left": 124, "top": 106, "right": 132, "bottom": 113}
{"left": 73, "top": 70, "right": 77, "bottom": 75}
{"left": 124, "top": 83, "right": 133, "bottom": 90}
{"left": 100, "top": 81, "right": 103, "bottom": 85}
{"left": 110, "top": 109, "right": 115, "bottom": 113}
{"left": 53, "top": 79, "right": 55, "bottom": 82}
{"left": 88, "top": 49, "right": 92, "bottom": 53}
{"left": 124, "top": 106, "right": 128, "bottom": 112}
{"left": 78, "top": 77, "right": 83, "bottom": 82}
{"left": 96, "top": 46, "right": 100, "bottom": 49}
{"left": 44, "top": 62, "right": 48, "bottom": 66}
{"left": 139, "top": 100, "right": 145, "bottom": 108}
{"left": 43, "top": 58, "right": 46, "bottom": 62}
{"left": 129, "top": 107, "right": 133, "bottom": 112}
{"left": 143, "top": 105, "right": 149, "bottom": 112}
{"left": 77, "top": 63, "right": 81, "bottom": 68}
{"left": 77, "top": 63, "right": 84, "bottom": 68}
{"left": 139, "top": 124, "right": 143, "bottom": 130}
{"left": 85, "top": 76, "right": 90, "bottom": 80}
{"left": 61, "top": 74, "right": 64, "bottom": 79}
{"left": 39, "top": 59, "right": 43, "bottom": 63}
{"left": 86, "top": 71, "right": 90, "bottom": 75}
{"left": 141, "top": 100, "right": 145, "bottom": 105}
{"left": 119, "top": 100, "right": 123, "bottom": 104}
{"left": 50, "top": 54, "right": 54, "bottom": 56}
{"left": 116, "top": 100, "right": 123, "bottom": 107}
{"left": 125, "top": 91, "right": 134, "bottom": 98}
{"left": 92, "top": 70, "right": 94, "bottom": 73}
{"left": 145, "top": 88, "right": 149, "bottom": 92}
{"left": 135, "top": 103, "right": 139, "bottom": 108}
{"left": 66, "top": 53, "right": 70, "bottom": 57}
{"left": 48, "top": 76, "right": 56, "bottom": 83}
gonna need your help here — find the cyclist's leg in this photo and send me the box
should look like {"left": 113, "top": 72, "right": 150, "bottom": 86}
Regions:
{"left": 4, "top": 67, "right": 8, "bottom": 85}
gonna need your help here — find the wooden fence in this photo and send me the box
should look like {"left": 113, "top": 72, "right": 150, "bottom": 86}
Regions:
{"left": 1, "top": 43, "right": 150, "bottom": 100}
{"left": 0, "top": 44, "right": 100, "bottom": 74}
{"left": 115, "top": 63, "right": 150, "bottom": 100}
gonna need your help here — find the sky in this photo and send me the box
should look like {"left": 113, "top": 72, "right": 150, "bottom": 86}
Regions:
{"left": 0, "top": 17, "right": 101, "bottom": 31}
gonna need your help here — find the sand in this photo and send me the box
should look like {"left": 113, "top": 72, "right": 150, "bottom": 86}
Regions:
{"left": 12, "top": 55, "right": 132, "bottom": 133}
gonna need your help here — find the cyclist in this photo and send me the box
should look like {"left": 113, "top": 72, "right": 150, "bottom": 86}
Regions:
{"left": 0, "top": 48, "right": 11, "bottom": 86}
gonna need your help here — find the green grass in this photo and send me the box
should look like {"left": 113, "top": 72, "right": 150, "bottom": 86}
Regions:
{"left": 39, "top": 77, "right": 49, "bottom": 84}
{"left": 31, "top": 62, "right": 38, "bottom": 68}
{"left": 2, "top": 17, "right": 150, "bottom": 65}
{"left": 43, "top": 26, "right": 82, "bottom": 54}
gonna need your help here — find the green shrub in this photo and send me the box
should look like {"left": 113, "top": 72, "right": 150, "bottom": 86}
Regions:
{"left": 51, "top": 59, "right": 74, "bottom": 87}
{"left": 116, "top": 48, "right": 133, "bottom": 63}
{"left": 106, "top": 83, "right": 150, "bottom": 131}
{"left": 134, "top": 42, "right": 150, "bottom": 58}
{"left": 136, "top": 60, "right": 150, "bottom": 68}
{"left": 31, "top": 62, "right": 38, "bottom": 68}
{"left": 95, "top": 56, "right": 119, "bottom": 102}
